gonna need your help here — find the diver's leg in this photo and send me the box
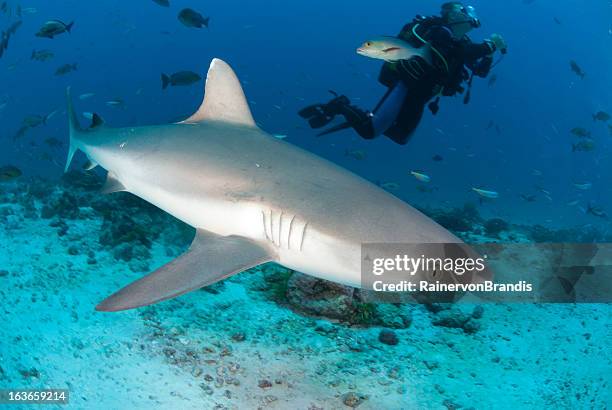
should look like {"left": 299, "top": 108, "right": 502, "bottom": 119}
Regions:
{"left": 369, "top": 82, "right": 409, "bottom": 135}
{"left": 383, "top": 101, "right": 426, "bottom": 145}
{"left": 319, "top": 83, "right": 409, "bottom": 139}
{"left": 301, "top": 84, "right": 408, "bottom": 139}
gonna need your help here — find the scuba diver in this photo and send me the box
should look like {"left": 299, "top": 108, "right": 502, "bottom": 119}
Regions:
{"left": 299, "top": 2, "right": 507, "bottom": 145}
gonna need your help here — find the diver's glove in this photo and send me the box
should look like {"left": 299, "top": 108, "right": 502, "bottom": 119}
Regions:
{"left": 487, "top": 33, "right": 507, "bottom": 54}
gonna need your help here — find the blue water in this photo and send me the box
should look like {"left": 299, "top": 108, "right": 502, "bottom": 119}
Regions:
{"left": 1, "top": 1, "right": 611, "bottom": 409}
{"left": 1, "top": 0, "right": 610, "bottom": 227}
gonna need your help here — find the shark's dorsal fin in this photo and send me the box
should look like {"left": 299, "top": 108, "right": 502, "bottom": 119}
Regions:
{"left": 181, "top": 58, "right": 256, "bottom": 127}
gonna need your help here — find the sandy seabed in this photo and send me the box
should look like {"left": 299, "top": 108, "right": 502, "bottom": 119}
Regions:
{"left": 0, "top": 179, "right": 610, "bottom": 410}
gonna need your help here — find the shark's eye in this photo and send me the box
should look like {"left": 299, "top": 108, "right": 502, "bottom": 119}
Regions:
{"left": 365, "top": 42, "right": 372, "bottom": 47}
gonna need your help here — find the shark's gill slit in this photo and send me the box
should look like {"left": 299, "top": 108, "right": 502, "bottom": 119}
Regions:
{"left": 299, "top": 222, "right": 309, "bottom": 252}
{"left": 286, "top": 215, "right": 296, "bottom": 250}
{"left": 261, "top": 210, "right": 269, "bottom": 241}
{"left": 277, "top": 211, "right": 283, "bottom": 248}
{"left": 265, "top": 208, "right": 273, "bottom": 240}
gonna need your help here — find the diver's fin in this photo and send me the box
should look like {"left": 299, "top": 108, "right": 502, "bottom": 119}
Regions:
{"left": 298, "top": 104, "right": 324, "bottom": 119}
{"left": 181, "top": 58, "right": 256, "bottom": 127}
{"left": 308, "top": 114, "right": 334, "bottom": 129}
{"left": 317, "top": 121, "right": 352, "bottom": 136}
{"left": 83, "top": 159, "right": 98, "bottom": 171}
{"left": 96, "top": 229, "right": 273, "bottom": 312}
{"left": 101, "top": 171, "right": 126, "bottom": 194}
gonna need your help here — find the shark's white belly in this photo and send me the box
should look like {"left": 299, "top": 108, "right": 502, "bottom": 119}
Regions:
{"left": 119, "top": 171, "right": 362, "bottom": 288}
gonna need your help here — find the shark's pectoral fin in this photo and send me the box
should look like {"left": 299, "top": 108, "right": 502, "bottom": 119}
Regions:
{"left": 96, "top": 229, "right": 273, "bottom": 312}
{"left": 180, "top": 58, "right": 256, "bottom": 127}
{"left": 101, "top": 171, "right": 126, "bottom": 194}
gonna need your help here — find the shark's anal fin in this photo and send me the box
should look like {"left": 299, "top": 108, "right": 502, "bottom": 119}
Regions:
{"left": 96, "top": 229, "right": 273, "bottom": 312}
{"left": 181, "top": 59, "right": 256, "bottom": 127}
{"left": 101, "top": 171, "right": 126, "bottom": 194}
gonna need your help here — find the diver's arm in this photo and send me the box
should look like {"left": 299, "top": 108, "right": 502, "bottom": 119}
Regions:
{"left": 461, "top": 41, "right": 496, "bottom": 78}
{"left": 466, "top": 54, "right": 493, "bottom": 77}
{"left": 460, "top": 41, "right": 496, "bottom": 61}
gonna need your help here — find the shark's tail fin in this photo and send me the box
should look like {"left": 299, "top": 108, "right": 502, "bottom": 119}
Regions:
{"left": 65, "top": 87, "right": 83, "bottom": 172}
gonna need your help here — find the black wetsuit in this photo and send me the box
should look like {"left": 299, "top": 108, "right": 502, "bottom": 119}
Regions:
{"left": 374, "top": 16, "right": 495, "bottom": 144}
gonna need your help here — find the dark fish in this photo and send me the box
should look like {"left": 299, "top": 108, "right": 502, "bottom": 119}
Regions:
{"left": 0, "top": 33, "right": 8, "bottom": 59}
{"left": 36, "top": 19, "right": 74, "bottom": 39}
{"left": 586, "top": 203, "right": 608, "bottom": 219}
{"left": 23, "top": 110, "right": 57, "bottom": 128}
{"left": 345, "top": 149, "right": 366, "bottom": 160}
{"left": 23, "top": 115, "right": 46, "bottom": 127}
{"left": 592, "top": 111, "right": 610, "bottom": 122}
{"left": 0, "top": 165, "right": 21, "bottom": 181}
{"left": 0, "top": 20, "right": 22, "bottom": 59}
{"left": 608, "top": 124, "right": 612, "bottom": 136}
{"left": 416, "top": 185, "right": 437, "bottom": 193}
{"left": 553, "top": 17, "right": 561, "bottom": 25}
{"left": 161, "top": 71, "right": 201, "bottom": 89}
{"left": 55, "top": 63, "right": 77, "bottom": 76}
{"left": 44, "top": 137, "right": 63, "bottom": 148}
{"left": 572, "top": 138, "right": 595, "bottom": 152}
{"left": 31, "top": 49, "right": 54, "bottom": 61}
{"left": 152, "top": 0, "right": 170, "bottom": 6}
{"left": 178, "top": 8, "right": 209, "bottom": 29}
{"left": 432, "top": 154, "right": 443, "bottom": 162}
{"left": 0, "top": 2, "right": 7, "bottom": 14}
{"left": 486, "top": 120, "right": 494, "bottom": 130}
{"left": 38, "top": 152, "right": 53, "bottom": 162}
{"left": 12, "top": 125, "right": 29, "bottom": 140}
{"left": 570, "top": 127, "right": 591, "bottom": 138}
{"left": 487, "top": 74, "right": 497, "bottom": 87}
{"left": 520, "top": 194, "right": 537, "bottom": 202}
{"left": 569, "top": 60, "right": 585, "bottom": 79}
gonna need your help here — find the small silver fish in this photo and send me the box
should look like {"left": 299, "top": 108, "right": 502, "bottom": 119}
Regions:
{"left": 573, "top": 183, "right": 592, "bottom": 190}
{"left": 79, "top": 92, "right": 95, "bottom": 100}
{"left": 410, "top": 171, "right": 431, "bottom": 183}
{"left": 472, "top": 188, "right": 499, "bottom": 199}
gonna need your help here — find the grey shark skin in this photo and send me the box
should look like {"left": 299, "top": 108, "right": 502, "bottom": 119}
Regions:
{"left": 65, "top": 59, "right": 474, "bottom": 312}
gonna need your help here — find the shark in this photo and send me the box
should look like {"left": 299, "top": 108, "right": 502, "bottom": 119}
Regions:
{"left": 65, "top": 58, "right": 481, "bottom": 312}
